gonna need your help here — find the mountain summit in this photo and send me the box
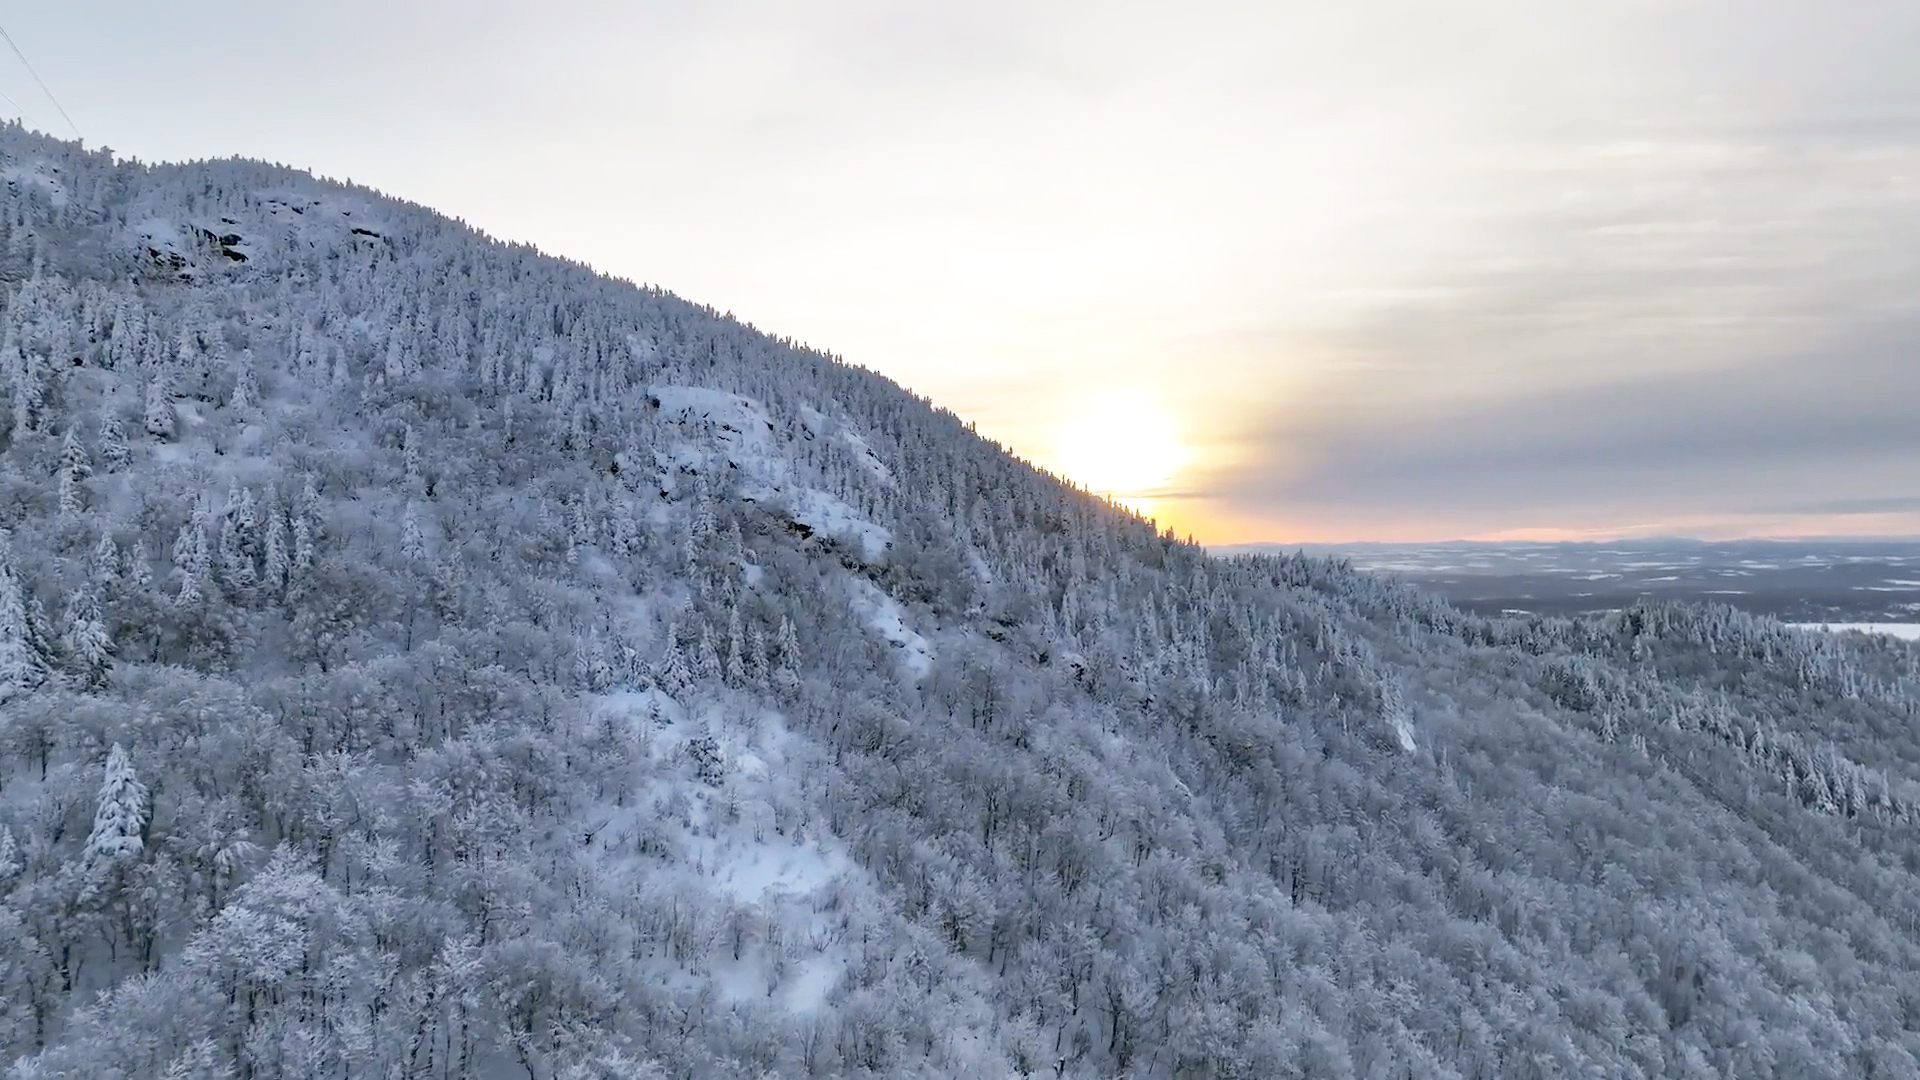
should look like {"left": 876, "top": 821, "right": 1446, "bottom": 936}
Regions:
{"left": 0, "top": 125, "right": 1917, "bottom": 1079}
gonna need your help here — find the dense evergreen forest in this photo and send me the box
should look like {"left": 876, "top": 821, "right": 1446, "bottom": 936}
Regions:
{"left": 1, "top": 124, "right": 1918, "bottom": 1079}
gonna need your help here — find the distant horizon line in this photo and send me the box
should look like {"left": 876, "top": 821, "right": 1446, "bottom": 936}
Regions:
{"left": 1210, "top": 533, "right": 1920, "bottom": 551}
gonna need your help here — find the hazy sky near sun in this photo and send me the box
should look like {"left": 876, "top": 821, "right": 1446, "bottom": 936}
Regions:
{"left": 10, "top": 1, "right": 1920, "bottom": 541}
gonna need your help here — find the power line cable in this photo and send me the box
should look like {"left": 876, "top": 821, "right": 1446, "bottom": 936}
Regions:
{"left": 0, "top": 83, "right": 26, "bottom": 125}
{"left": 0, "top": 23, "right": 78, "bottom": 139}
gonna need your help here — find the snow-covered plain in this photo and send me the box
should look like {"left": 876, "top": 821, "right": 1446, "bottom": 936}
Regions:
{"left": 1792, "top": 622, "right": 1920, "bottom": 641}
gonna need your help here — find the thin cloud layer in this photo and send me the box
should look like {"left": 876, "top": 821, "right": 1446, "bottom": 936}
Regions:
{"left": 1201, "top": 108, "right": 1920, "bottom": 540}
{"left": 11, "top": 1, "right": 1920, "bottom": 540}
{"left": 1215, "top": 320, "right": 1920, "bottom": 539}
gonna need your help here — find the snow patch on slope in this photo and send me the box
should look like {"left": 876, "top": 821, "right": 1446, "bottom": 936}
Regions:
{"left": 258, "top": 189, "right": 389, "bottom": 244}
{"left": 585, "top": 694, "right": 875, "bottom": 1016}
{"left": 650, "top": 384, "right": 893, "bottom": 562}
{"left": 840, "top": 430, "right": 892, "bottom": 485}
{"left": 800, "top": 404, "right": 892, "bottom": 485}
{"left": 652, "top": 385, "right": 775, "bottom": 442}
{"left": 849, "top": 578, "right": 933, "bottom": 678}
{"left": 783, "top": 488, "right": 891, "bottom": 562}
{"left": 1392, "top": 713, "right": 1418, "bottom": 753}
{"left": 648, "top": 384, "right": 786, "bottom": 494}
{"left": 135, "top": 218, "right": 190, "bottom": 263}
{"left": 967, "top": 550, "right": 996, "bottom": 587}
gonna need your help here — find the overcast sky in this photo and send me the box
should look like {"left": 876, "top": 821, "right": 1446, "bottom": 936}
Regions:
{"left": 11, "top": 2, "right": 1920, "bottom": 541}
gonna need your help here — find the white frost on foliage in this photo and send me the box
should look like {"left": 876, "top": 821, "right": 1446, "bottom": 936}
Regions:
{"left": 3, "top": 161, "right": 67, "bottom": 205}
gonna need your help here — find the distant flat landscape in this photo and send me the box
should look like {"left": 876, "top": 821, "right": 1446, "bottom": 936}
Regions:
{"left": 1225, "top": 539, "right": 1920, "bottom": 626}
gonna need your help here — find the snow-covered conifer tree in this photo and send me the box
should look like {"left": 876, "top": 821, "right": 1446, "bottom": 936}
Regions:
{"left": 92, "top": 530, "right": 120, "bottom": 584}
{"left": 263, "top": 488, "right": 291, "bottom": 591}
{"left": 97, "top": 413, "right": 131, "bottom": 471}
{"left": 0, "top": 824, "right": 18, "bottom": 882}
{"left": 773, "top": 615, "right": 801, "bottom": 695}
{"left": 173, "top": 508, "right": 210, "bottom": 607}
{"left": 85, "top": 743, "right": 148, "bottom": 863}
{"left": 60, "top": 426, "right": 91, "bottom": 482}
{"left": 726, "top": 604, "right": 746, "bottom": 686}
{"left": 216, "top": 482, "right": 258, "bottom": 593}
{"left": 723, "top": 521, "right": 745, "bottom": 567}
{"left": 62, "top": 584, "right": 112, "bottom": 689}
{"left": 144, "top": 370, "right": 175, "bottom": 439}
{"left": 402, "top": 501, "right": 426, "bottom": 562}
{"left": 292, "top": 475, "right": 319, "bottom": 575}
{"left": 689, "top": 481, "right": 715, "bottom": 553}
{"left": 58, "top": 468, "right": 80, "bottom": 516}
{"left": 0, "top": 535, "right": 47, "bottom": 703}
{"left": 173, "top": 326, "right": 198, "bottom": 373}
{"left": 230, "top": 347, "right": 259, "bottom": 414}
{"left": 128, "top": 538, "right": 153, "bottom": 591}
{"left": 657, "top": 625, "right": 692, "bottom": 695}
{"left": 575, "top": 631, "right": 612, "bottom": 692}
{"left": 696, "top": 622, "right": 721, "bottom": 684}
{"left": 7, "top": 333, "right": 41, "bottom": 434}
{"left": 292, "top": 514, "right": 314, "bottom": 577}
{"left": 747, "top": 624, "right": 768, "bottom": 691}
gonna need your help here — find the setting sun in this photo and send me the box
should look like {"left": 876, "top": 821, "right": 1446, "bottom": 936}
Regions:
{"left": 1053, "top": 390, "right": 1191, "bottom": 513}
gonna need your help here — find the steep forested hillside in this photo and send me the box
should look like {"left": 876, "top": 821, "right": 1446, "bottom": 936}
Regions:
{"left": 2, "top": 124, "right": 1919, "bottom": 1079}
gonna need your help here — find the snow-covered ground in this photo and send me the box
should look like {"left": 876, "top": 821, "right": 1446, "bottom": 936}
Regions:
{"left": 1792, "top": 623, "right": 1920, "bottom": 641}
{"left": 3, "top": 160, "right": 67, "bottom": 205}
{"left": 651, "top": 384, "right": 894, "bottom": 561}
{"left": 848, "top": 578, "right": 933, "bottom": 678}
{"left": 1283, "top": 539, "right": 1920, "bottom": 624}
{"left": 571, "top": 689, "right": 1007, "bottom": 1073}
{"left": 586, "top": 691, "right": 871, "bottom": 1015}
{"left": 1391, "top": 711, "right": 1417, "bottom": 753}
{"left": 800, "top": 404, "right": 893, "bottom": 486}
{"left": 783, "top": 488, "right": 891, "bottom": 561}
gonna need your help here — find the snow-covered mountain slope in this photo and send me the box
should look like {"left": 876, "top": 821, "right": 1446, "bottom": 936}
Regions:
{"left": 4, "top": 123, "right": 1920, "bottom": 1079}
